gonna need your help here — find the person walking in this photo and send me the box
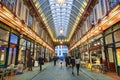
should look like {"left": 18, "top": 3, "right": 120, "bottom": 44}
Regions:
{"left": 75, "top": 56, "right": 80, "bottom": 75}
{"left": 70, "top": 56, "right": 75, "bottom": 75}
{"left": 38, "top": 55, "right": 44, "bottom": 71}
{"left": 53, "top": 56, "right": 57, "bottom": 66}
{"left": 28, "top": 54, "right": 34, "bottom": 71}
{"left": 65, "top": 56, "right": 69, "bottom": 67}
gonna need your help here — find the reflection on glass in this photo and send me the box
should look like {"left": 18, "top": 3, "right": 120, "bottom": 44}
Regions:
{"left": 105, "top": 34, "right": 113, "bottom": 44}
{"left": 0, "top": 28, "right": 9, "bottom": 41}
{"left": 8, "top": 48, "right": 12, "bottom": 65}
{"left": 114, "top": 30, "right": 120, "bottom": 42}
{"left": 0, "top": 28, "right": 9, "bottom": 65}
{"left": 0, "top": 46, "right": 7, "bottom": 65}
{"left": 10, "top": 34, "right": 18, "bottom": 44}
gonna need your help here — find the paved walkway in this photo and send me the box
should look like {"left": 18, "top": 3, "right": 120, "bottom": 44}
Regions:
{"left": 11, "top": 61, "right": 116, "bottom": 80}
{"left": 80, "top": 67, "right": 115, "bottom": 80}
{"left": 12, "top": 63, "right": 50, "bottom": 80}
{"left": 32, "top": 61, "right": 92, "bottom": 80}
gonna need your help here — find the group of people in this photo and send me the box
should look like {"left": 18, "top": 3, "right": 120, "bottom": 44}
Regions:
{"left": 27, "top": 54, "right": 44, "bottom": 71}
{"left": 65, "top": 56, "right": 81, "bottom": 75}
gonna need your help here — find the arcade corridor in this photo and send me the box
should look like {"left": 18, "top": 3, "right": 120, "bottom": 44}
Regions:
{"left": 1, "top": 0, "right": 120, "bottom": 80}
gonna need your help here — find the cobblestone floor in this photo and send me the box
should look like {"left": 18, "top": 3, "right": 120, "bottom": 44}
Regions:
{"left": 32, "top": 62, "right": 92, "bottom": 80}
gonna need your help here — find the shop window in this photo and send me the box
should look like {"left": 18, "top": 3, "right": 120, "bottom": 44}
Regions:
{"left": 0, "top": 28, "right": 9, "bottom": 65}
{"left": 104, "top": 28, "right": 112, "bottom": 35}
{"left": 19, "top": 39, "right": 26, "bottom": 63}
{"left": 105, "top": 34, "right": 113, "bottom": 44}
{"left": 28, "top": 15, "right": 33, "bottom": 28}
{"left": 0, "top": 28, "right": 9, "bottom": 41}
{"left": 113, "top": 23, "right": 120, "bottom": 31}
{"left": 116, "top": 48, "right": 120, "bottom": 66}
{"left": 27, "top": 41, "right": 30, "bottom": 50}
{"left": 31, "top": 43, "right": 34, "bottom": 55}
{"left": 10, "top": 33, "right": 18, "bottom": 44}
{"left": 114, "top": 30, "right": 120, "bottom": 42}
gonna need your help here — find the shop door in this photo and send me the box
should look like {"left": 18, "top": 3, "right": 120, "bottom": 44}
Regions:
{"left": 8, "top": 44, "right": 17, "bottom": 65}
{"left": 8, "top": 33, "right": 18, "bottom": 66}
{"left": 107, "top": 46, "right": 116, "bottom": 71}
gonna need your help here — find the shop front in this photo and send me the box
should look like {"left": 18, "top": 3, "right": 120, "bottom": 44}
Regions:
{"left": 103, "top": 21, "right": 120, "bottom": 76}
{"left": 0, "top": 24, "right": 10, "bottom": 68}
{"left": 7, "top": 32, "right": 19, "bottom": 66}
{"left": 18, "top": 36, "right": 35, "bottom": 68}
{"left": 0, "top": 22, "right": 20, "bottom": 68}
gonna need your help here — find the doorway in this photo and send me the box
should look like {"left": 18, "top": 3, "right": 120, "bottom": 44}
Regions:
{"left": 7, "top": 33, "right": 19, "bottom": 66}
{"left": 107, "top": 45, "right": 116, "bottom": 71}
{"left": 8, "top": 44, "right": 17, "bottom": 65}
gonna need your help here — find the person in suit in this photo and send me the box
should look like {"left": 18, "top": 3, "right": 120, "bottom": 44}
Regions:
{"left": 38, "top": 55, "right": 44, "bottom": 71}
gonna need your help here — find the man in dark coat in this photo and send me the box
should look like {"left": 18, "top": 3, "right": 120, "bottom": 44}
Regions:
{"left": 38, "top": 55, "right": 44, "bottom": 71}
{"left": 70, "top": 56, "right": 75, "bottom": 75}
{"left": 53, "top": 56, "right": 57, "bottom": 66}
{"left": 28, "top": 54, "right": 34, "bottom": 71}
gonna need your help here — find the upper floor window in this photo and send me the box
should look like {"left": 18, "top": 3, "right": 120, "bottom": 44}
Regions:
{"left": 28, "top": 15, "right": 33, "bottom": 28}
{"left": 17, "top": 0, "right": 21, "bottom": 17}
{"left": 25, "top": 9, "right": 28, "bottom": 23}
{"left": 89, "top": 11, "right": 94, "bottom": 27}
{"left": 1, "top": 0, "right": 16, "bottom": 11}
{"left": 108, "top": 0, "right": 120, "bottom": 9}
{"left": 100, "top": 0, "right": 105, "bottom": 16}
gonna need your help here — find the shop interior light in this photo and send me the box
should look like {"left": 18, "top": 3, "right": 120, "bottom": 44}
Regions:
{"left": 60, "top": 41, "right": 63, "bottom": 44}
{"left": 59, "top": 28, "right": 64, "bottom": 34}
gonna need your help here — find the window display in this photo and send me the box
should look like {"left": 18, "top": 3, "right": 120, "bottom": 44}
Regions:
{"left": 116, "top": 48, "right": 120, "bottom": 66}
{"left": 0, "top": 28, "right": 9, "bottom": 65}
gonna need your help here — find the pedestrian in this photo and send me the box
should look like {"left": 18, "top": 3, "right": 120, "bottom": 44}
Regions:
{"left": 75, "top": 56, "right": 80, "bottom": 75}
{"left": 60, "top": 59, "right": 63, "bottom": 68}
{"left": 28, "top": 54, "right": 34, "bottom": 71}
{"left": 53, "top": 56, "right": 57, "bottom": 66}
{"left": 70, "top": 56, "right": 75, "bottom": 75}
{"left": 65, "top": 56, "right": 68, "bottom": 67}
{"left": 38, "top": 55, "right": 44, "bottom": 71}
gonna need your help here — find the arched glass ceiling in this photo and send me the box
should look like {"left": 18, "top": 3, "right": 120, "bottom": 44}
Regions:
{"left": 33, "top": 0, "right": 89, "bottom": 41}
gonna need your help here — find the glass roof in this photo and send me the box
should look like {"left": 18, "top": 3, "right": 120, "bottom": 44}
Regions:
{"left": 33, "top": 0, "right": 89, "bottom": 40}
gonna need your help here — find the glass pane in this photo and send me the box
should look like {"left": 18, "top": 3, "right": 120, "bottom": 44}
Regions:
{"left": 0, "top": 28, "right": 9, "bottom": 41}
{"left": 21, "top": 39, "right": 26, "bottom": 46}
{"left": 0, "top": 41, "right": 7, "bottom": 65}
{"left": 114, "top": 30, "right": 120, "bottom": 42}
{"left": 10, "top": 34, "right": 18, "bottom": 44}
{"left": 28, "top": 15, "right": 33, "bottom": 28}
{"left": 108, "top": 48, "right": 114, "bottom": 62}
{"left": 105, "top": 28, "right": 112, "bottom": 35}
{"left": 105, "top": 34, "right": 113, "bottom": 44}
{"left": 113, "top": 23, "right": 120, "bottom": 31}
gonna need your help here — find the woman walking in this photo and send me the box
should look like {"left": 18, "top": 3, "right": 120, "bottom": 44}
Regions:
{"left": 75, "top": 56, "right": 80, "bottom": 75}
